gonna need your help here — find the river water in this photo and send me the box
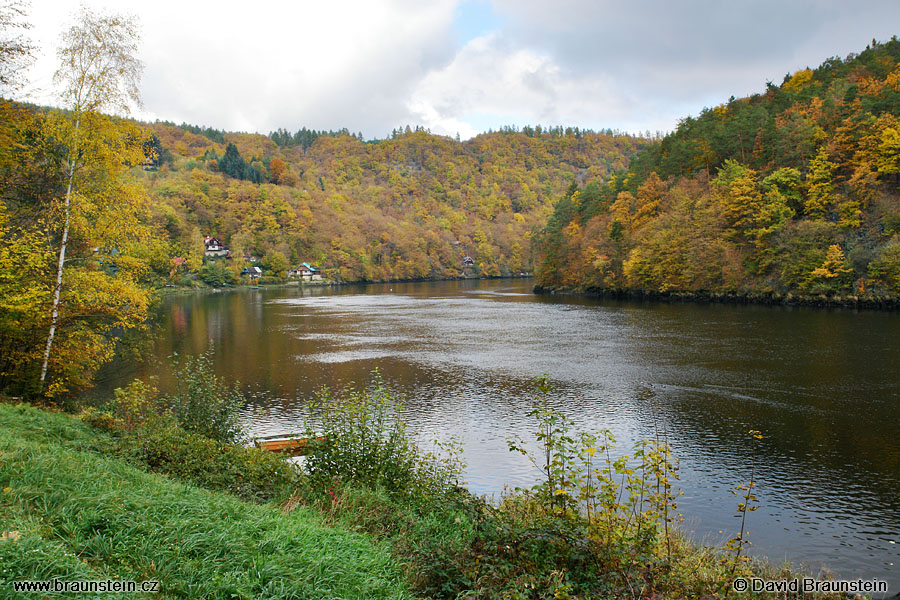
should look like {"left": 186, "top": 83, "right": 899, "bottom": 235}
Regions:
{"left": 99, "top": 278, "right": 900, "bottom": 591}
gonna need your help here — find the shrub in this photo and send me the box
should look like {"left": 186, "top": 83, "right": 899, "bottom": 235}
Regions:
{"left": 78, "top": 363, "right": 294, "bottom": 503}
{"left": 110, "top": 377, "right": 174, "bottom": 432}
{"left": 199, "top": 261, "right": 237, "bottom": 287}
{"left": 78, "top": 406, "right": 122, "bottom": 431}
{"left": 300, "top": 372, "right": 464, "bottom": 499}
{"left": 505, "top": 376, "right": 684, "bottom": 596}
{"left": 868, "top": 236, "right": 900, "bottom": 291}
{"left": 165, "top": 352, "right": 245, "bottom": 444}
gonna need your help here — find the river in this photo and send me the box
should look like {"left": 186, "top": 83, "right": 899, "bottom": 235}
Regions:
{"left": 96, "top": 278, "right": 900, "bottom": 592}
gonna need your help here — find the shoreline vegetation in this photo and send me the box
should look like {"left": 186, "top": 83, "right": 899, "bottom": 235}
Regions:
{"left": 1, "top": 365, "right": 855, "bottom": 600}
{"left": 0, "top": 402, "right": 408, "bottom": 600}
{"left": 159, "top": 272, "right": 534, "bottom": 294}
{"left": 534, "top": 284, "right": 900, "bottom": 310}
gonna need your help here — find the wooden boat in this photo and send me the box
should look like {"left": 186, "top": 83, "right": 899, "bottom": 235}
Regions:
{"left": 253, "top": 433, "right": 326, "bottom": 456}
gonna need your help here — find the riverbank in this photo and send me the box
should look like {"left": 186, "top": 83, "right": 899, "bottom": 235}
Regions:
{"left": 155, "top": 279, "right": 337, "bottom": 296}
{"left": 2, "top": 397, "right": 860, "bottom": 600}
{"left": 92, "top": 278, "right": 900, "bottom": 591}
{"left": 533, "top": 284, "right": 900, "bottom": 310}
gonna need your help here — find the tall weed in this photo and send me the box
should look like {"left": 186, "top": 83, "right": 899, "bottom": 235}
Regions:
{"left": 507, "top": 376, "right": 683, "bottom": 595}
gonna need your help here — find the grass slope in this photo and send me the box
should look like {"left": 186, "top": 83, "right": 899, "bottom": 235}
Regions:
{"left": 0, "top": 403, "right": 409, "bottom": 600}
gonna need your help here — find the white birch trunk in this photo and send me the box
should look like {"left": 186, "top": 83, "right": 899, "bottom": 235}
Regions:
{"left": 39, "top": 116, "right": 79, "bottom": 390}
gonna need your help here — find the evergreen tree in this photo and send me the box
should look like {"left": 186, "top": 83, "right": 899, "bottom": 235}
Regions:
{"left": 219, "top": 143, "right": 248, "bottom": 180}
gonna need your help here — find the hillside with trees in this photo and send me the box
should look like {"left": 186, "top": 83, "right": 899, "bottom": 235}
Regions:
{"left": 139, "top": 124, "right": 647, "bottom": 283}
{"left": 533, "top": 38, "right": 900, "bottom": 303}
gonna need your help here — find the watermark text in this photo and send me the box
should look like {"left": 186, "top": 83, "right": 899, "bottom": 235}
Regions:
{"left": 733, "top": 577, "right": 888, "bottom": 595}
{"left": 10, "top": 578, "right": 159, "bottom": 594}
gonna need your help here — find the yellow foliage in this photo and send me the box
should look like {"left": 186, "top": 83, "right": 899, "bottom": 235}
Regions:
{"left": 804, "top": 147, "right": 835, "bottom": 219}
{"left": 885, "top": 65, "right": 900, "bottom": 92}
{"left": 0, "top": 207, "right": 54, "bottom": 388}
{"left": 564, "top": 221, "right": 581, "bottom": 238}
{"left": 32, "top": 67, "right": 153, "bottom": 395}
{"left": 783, "top": 68, "right": 814, "bottom": 93}
{"left": 876, "top": 127, "right": 900, "bottom": 174}
{"left": 610, "top": 191, "right": 634, "bottom": 229}
{"left": 810, "top": 245, "right": 852, "bottom": 280}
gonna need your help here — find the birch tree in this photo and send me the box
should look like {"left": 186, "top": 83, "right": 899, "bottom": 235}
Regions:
{"left": 39, "top": 7, "right": 148, "bottom": 393}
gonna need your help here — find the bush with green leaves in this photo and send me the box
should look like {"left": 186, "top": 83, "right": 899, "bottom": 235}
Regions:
{"left": 868, "top": 236, "right": 900, "bottom": 292}
{"left": 257, "top": 275, "right": 283, "bottom": 285}
{"left": 199, "top": 261, "right": 238, "bottom": 287}
{"left": 300, "top": 372, "right": 464, "bottom": 499}
{"left": 200, "top": 260, "right": 240, "bottom": 287}
{"left": 78, "top": 369, "right": 293, "bottom": 503}
{"left": 109, "top": 377, "right": 174, "bottom": 432}
{"left": 165, "top": 352, "right": 245, "bottom": 444}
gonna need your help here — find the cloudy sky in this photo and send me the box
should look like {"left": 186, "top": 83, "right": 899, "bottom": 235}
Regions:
{"left": 17, "top": 0, "right": 900, "bottom": 139}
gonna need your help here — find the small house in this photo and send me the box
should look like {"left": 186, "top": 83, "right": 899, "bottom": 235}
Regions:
{"left": 289, "top": 262, "right": 322, "bottom": 281}
{"left": 242, "top": 266, "right": 262, "bottom": 279}
{"left": 204, "top": 236, "right": 229, "bottom": 257}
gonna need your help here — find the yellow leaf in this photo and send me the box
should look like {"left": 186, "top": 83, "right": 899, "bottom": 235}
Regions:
{"left": 1, "top": 531, "right": 21, "bottom": 541}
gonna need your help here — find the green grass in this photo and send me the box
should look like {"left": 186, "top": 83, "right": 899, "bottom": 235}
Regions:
{"left": 0, "top": 403, "right": 410, "bottom": 600}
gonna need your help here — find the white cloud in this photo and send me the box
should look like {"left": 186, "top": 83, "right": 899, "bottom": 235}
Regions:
{"left": 23, "top": 0, "right": 461, "bottom": 136}
{"left": 408, "top": 33, "right": 669, "bottom": 138}
{"left": 488, "top": 0, "right": 900, "bottom": 111}
{"left": 17, "top": 0, "right": 900, "bottom": 139}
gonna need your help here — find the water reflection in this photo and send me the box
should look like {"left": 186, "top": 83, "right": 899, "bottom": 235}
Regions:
{"left": 96, "top": 279, "right": 900, "bottom": 592}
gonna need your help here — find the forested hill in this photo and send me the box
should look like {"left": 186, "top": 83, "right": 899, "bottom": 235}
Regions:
{"left": 140, "top": 125, "right": 647, "bottom": 282}
{"left": 534, "top": 38, "right": 900, "bottom": 301}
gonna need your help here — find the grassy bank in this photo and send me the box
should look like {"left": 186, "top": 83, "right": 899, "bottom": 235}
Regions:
{"left": 0, "top": 403, "right": 409, "bottom": 600}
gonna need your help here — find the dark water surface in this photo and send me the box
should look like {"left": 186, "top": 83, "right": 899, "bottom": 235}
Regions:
{"left": 100, "top": 279, "right": 900, "bottom": 591}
